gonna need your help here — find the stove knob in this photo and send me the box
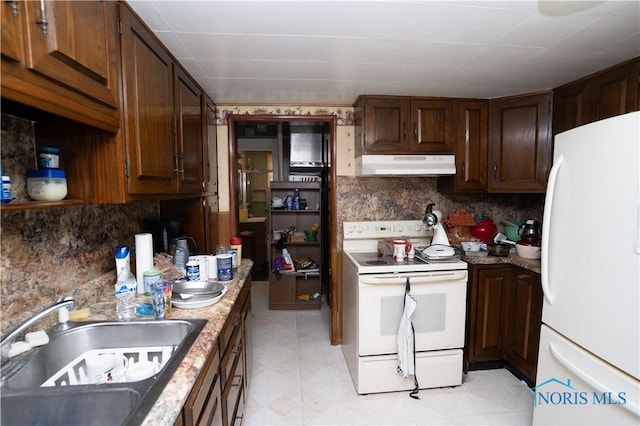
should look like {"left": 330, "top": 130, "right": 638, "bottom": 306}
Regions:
{"left": 414, "top": 223, "right": 423, "bottom": 232}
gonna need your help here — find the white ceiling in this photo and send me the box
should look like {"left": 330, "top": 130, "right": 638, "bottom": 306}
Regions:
{"left": 127, "top": 0, "right": 640, "bottom": 106}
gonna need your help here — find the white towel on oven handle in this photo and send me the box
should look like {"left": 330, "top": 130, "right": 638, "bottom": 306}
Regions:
{"left": 397, "top": 283, "right": 417, "bottom": 378}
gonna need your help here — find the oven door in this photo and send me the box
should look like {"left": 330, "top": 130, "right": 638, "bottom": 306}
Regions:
{"left": 358, "top": 271, "right": 467, "bottom": 356}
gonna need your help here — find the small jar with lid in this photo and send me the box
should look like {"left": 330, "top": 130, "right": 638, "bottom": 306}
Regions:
{"left": 38, "top": 146, "right": 60, "bottom": 169}
{"left": 27, "top": 169, "right": 67, "bottom": 201}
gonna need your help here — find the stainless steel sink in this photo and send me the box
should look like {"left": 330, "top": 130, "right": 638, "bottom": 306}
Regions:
{"left": 1, "top": 319, "right": 206, "bottom": 425}
{"left": 2, "top": 387, "right": 141, "bottom": 426}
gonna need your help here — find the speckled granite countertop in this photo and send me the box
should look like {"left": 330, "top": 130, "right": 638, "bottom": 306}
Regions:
{"left": 462, "top": 252, "right": 541, "bottom": 274}
{"left": 83, "top": 259, "right": 253, "bottom": 426}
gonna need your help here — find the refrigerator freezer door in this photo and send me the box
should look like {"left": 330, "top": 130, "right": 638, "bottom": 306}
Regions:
{"left": 534, "top": 325, "right": 639, "bottom": 425}
{"left": 541, "top": 112, "right": 640, "bottom": 380}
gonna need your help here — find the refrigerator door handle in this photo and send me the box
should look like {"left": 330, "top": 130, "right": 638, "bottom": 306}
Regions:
{"left": 549, "top": 342, "right": 640, "bottom": 417}
{"left": 541, "top": 155, "right": 563, "bottom": 305}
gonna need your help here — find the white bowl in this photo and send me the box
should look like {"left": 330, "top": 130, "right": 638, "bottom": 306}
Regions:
{"left": 461, "top": 241, "right": 481, "bottom": 252}
{"left": 515, "top": 243, "right": 541, "bottom": 259}
{"left": 125, "top": 360, "right": 159, "bottom": 382}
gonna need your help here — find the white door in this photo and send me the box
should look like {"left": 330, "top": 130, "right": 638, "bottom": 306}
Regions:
{"left": 534, "top": 325, "right": 640, "bottom": 425}
{"left": 542, "top": 112, "right": 640, "bottom": 380}
{"left": 357, "top": 271, "right": 467, "bottom": 355}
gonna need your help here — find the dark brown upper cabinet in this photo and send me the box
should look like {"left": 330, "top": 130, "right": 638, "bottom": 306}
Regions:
{"left": 488, "top": 92, "right": 552, "bottom": 193}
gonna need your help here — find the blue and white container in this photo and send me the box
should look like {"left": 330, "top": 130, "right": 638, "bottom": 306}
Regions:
{"left": 27, "top": 169, "right": 67, "bottom": 202}
{"left": 186, "top": 261, "right": 200, "bottom": 281}
{"left": 1, "top": 175, "right": 12, "bottom": 204}
{"left": 217, "top": 254, "right": 233, "bottom": 282}
{"left": 38, "top": 146, "right": 60, "bottom": 169}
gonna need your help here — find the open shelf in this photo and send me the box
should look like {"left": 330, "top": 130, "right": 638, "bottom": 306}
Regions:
{"left": 0, "top": 199, "right": 84, "bottom": 211}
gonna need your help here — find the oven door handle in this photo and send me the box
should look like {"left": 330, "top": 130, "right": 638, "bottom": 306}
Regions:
{"left": 359, "top": 271, "right": 467, "bottom": 285}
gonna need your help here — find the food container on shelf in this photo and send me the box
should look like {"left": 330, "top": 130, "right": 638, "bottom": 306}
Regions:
{"left": 27, "top": 169, "right": 67, "bottom": 202}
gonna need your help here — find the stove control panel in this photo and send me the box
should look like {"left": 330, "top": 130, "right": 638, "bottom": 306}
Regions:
{"left": 343, "top": 220, "right": 432, "bottom": 239}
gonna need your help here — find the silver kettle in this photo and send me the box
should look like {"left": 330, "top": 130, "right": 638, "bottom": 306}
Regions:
{"left": 170, "top": 236, "right": 198, "bottom": 268}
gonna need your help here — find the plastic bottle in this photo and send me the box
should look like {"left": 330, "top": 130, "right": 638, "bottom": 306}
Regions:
{"left": 115, "top": 267, "right": 137, "bottom": 320}
{"left": 114, "top": 245, "right": 136, "bottom": 320}
{"left": 293, "top": 188, "right": 301, "bottom": 210}
{"left": 230, "top": 237, "right": 242, "bottom": 266}
{"left": 114, "top": 245, "right": 130, "bottom": 278}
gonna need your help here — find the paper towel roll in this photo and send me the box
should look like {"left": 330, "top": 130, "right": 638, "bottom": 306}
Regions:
{"left": 135, "top": 233, "right": 154, "bottom": 295}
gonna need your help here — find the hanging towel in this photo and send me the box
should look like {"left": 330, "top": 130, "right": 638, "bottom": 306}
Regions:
{"left": 397, "top": 278, "right": 420, "bottom": 399}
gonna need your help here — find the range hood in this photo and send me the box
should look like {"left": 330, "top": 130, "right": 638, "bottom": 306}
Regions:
{"left": 355, "top": 154, "right": 456, "bottom": 176}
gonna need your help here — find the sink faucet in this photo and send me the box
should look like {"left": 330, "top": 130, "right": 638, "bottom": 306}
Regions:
{"left": 0, "top": 296, "right": 75, "bottom": 359}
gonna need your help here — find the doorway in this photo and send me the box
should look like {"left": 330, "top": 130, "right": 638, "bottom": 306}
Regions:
{"left": 229, "top": 115, "right": 339, "bottom": 344}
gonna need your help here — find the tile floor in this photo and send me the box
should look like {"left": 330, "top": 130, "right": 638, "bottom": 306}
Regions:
{"left": 244, "top": 281, "right": 534, "bottom": 425}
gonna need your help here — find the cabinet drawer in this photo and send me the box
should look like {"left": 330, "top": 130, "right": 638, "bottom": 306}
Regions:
{"left": 222, "top": 344, "right": 245, "bottom": 426}
{"left": 220, "top": 322, "right": 243, "bottom": 387}
{"left": 219, "top": 301, "right": 245, "bottom": 357}
{"left": 183, "top": 343, "right": 221, "bottom": 426}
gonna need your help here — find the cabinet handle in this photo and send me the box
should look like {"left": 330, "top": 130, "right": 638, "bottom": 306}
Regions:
{"left": 173, "top": 155, "right": 180, "bottom": 173}
{"left": 231, "top": 374, "right": 242, "bottom": 387}
{"left": 177, "top": 155, "right": 184, "bottom": 174}
{"left": 36, "top": 0, "right": 48, "bottom": 36}
{"left": 6, "top": 1, "right": 19, "bottom": 17}
{"left": 402, "top": 122, "right": 407, "bottom": 140}
{"left": 232, "top": 342, "right": 241, "bottom": 354}
{"left": 492, "top": 162, "right": 497, "bottom": 180}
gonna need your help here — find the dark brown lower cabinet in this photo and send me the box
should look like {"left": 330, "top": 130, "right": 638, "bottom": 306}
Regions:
{"left": 465, "top": 264, "right": 542, "bottom": 385}
{"left": 180, "top": 277, "right": 251, "bottom": 426}
{"left": 504, "top": 269, "right": 543, "bottom": 382}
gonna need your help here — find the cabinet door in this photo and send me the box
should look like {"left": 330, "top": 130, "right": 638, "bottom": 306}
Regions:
{"left": 588, "top": 60, "right": 639, "bottom": 122}
{"left": 120, "top": 5, "right": 176, "bottom": 195}
{"left": 489, "top": 92, "right": 552, "bottom": 193}
{"left": 174, "top": 65, "right": 204, "bottom": 194}
{"left": 504, "top": 269, "right": 543, "bottom": 384}
{"left": 24, "top": 0, "right": 119, "bottom": 108}
{"left": 182, "top": 343, "right": 221, "bottom": 426}
{"left": 469, "top": 267, "right": 510, "bottom": 362}
{"left": 553, "top": 82, "right": 588, "bottom": 135}
{"left": 409, "top": 99, "right": 455, "bottom": 153}
{"left": 452, "top": 100, "right": 488, "bottom": 191}
{"left": 359, "top": 97, "right": 410, "bottom": 154}
{"left": 1, "top": 1, "right": 25, "bottom": 63}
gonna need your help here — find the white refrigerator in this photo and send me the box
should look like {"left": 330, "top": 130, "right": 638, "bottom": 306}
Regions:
{"left": 534, "top": 111, "right": 640, "bottom": 425}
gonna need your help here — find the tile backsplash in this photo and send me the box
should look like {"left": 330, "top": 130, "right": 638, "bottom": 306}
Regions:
{"left": 1, "top": 114, "right": 158, "bottom": 334}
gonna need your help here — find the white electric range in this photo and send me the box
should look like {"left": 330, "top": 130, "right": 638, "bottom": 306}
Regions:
{"left": 341, "top": 220, "right": 468, "bottom": 394}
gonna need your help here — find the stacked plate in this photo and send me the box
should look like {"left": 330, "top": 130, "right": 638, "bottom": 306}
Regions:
{"left": 171, "top": 281, "right": 227, "bottom": 309}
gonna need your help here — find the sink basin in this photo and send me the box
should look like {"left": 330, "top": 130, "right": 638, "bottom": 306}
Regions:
{"left": 2, "top": 387, "right": 140, "bottom": 426}
{"left": 1, "top": 319, "right": 207, "bottom": 425}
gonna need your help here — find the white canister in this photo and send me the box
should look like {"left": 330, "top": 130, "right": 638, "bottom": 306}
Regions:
{"left": 205, "top": 255, "right": 218, "bottom": 279}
